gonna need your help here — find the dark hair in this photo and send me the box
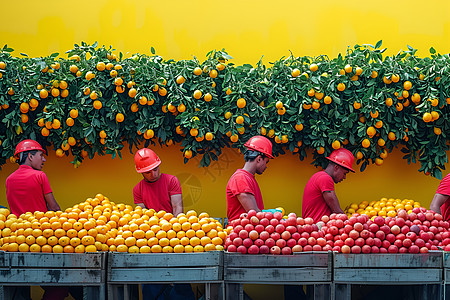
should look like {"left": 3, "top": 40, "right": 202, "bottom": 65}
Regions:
{"left": 18, "top": 150, "right": 38, "bottom": 165}
{"left": 244, "top": 150, "right": 266, "bottom": 162}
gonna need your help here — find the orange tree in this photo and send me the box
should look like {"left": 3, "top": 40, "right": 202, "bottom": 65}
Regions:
{"left": 0, "top": 41, "right": 448, "bottom": 178}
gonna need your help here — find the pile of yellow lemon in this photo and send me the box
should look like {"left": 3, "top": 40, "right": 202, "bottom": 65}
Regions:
{"left": 0, "top": 194, "right": 227, "bottom": 253}
{"left": 344, "top": 198, "right": 422, "bottom": 218}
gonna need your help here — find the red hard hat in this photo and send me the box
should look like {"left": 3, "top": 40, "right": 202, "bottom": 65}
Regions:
{"left": 134, "top": 148, "right": 161, "bottom": 173}
{"left": 325, "top": 148, "right": 355, "bottom": 172}
{"left": 244, "top": 135, "right": 274, "bottom": 159}
{"left": 14, "top": 139, "right": 46, "bottom": 158}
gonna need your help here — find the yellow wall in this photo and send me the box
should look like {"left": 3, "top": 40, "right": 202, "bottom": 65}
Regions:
{"left": 1, "top": 0, "right": 450, "bottom": 215}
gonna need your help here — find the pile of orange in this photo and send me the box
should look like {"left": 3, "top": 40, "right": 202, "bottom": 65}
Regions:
{"left": 344, "top": 198, "right": 422, "bottom": 219}
{"left": 0, "top": 194, "right": 227, "bottom": 253}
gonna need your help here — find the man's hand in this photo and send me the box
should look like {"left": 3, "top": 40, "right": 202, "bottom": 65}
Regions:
{"left": 44, "top": 193, "right": 61, "bottom": 211}
{"left": 322, "top": 191, "right": 345, "bottom": 214}
{"left": 170, "top": 194, "right": 183, "bottom": 216}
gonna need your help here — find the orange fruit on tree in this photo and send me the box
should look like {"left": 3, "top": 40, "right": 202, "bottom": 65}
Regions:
{"left": 193, "top": 90, "right": 202, "bottom": 99}
{"left": 116, "top": 113, "right": 124, "bottom": 122}
{"left": 337, "top": 83, "right": 345, "bottom": 92}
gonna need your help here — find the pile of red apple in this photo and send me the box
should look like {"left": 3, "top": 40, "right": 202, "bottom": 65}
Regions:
{"left": 224, "top": 207, "right": 450, "bottom": 254}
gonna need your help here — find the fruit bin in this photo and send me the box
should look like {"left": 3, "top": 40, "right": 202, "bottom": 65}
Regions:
{"left": 443, "top": 252, "right": 450, "bottom": 300}
{"left": 107, "top": 252, "right": 224, "bottom": 300}
{"left": 0, "top": 251, "right": 106, "bottom": 300}
{"left": 224, "top": 251, "right": 332, "bottom": 300}
{"left": 333, "top": 252, "right": 443, "bottom": 299}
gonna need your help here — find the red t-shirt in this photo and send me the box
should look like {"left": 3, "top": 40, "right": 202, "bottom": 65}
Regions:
{"left": 133, "top": 173, "right": 182, "bottom": 213}
{"left": 226, "top": 169, "right": 264, "bottom": 221}
{"left": 436, "top": 173, "right": 450, "bottom": 221}
{"left": 302, "top": 171, "right": 335, "bottom": 223}
{"left": 5, "top": 165, "right": 52, "bottom": 216}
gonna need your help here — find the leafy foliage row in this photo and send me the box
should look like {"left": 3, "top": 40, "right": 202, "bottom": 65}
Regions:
{"left": 0, "top": 41, "right": 448, "bottom": 178}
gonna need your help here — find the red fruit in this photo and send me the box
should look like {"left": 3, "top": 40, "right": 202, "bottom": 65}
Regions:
{"left": 282, "top": 247, "right": 292, "bottom": 255}
{"left": 408, "top": 212, "right": 417, "bottom": 221}
{"left": 248, "top": 245, "right": 259, "bottom": 254}
{"left": 259, "top": 218, "right": 269, "bottom": 227}
{"left": 344, "top": 238, "right": 354, "bottom": 247}
{"left": 234, "top": 225, "right": 243, "bottom": 233}
{"left": 300, "top": 232, "right": 309, "bottom": 239}
{"left": 270, "top": 232, "right": 280, "bottom": 240}
{"left": 390, "top": 225, "right": 400, "bottom": 235}
{"left": 337, "top": 214, "right": 348, "bottom": 221}
{"left": 259, "top": 231, "right": 270, "bottom": 241}
{"left": 249, "top": 230, "right": 259, "bottom": 240}
{"left": 287, "top": 238, "right": 297, "bottom": 248}
{"left": 351, "top": 245, "right": 361, "bottom": 254}
{"left": 303, "top": 245, "right": 313, "bottom": 252}
{"left": 405, "top": 232, "right": 417, "bottom": 241}
{"left": 409, "top": 245, "right": 419, "bottom": 253}
{"left": 340, "top": 233, "right": 349, "bottom": 241}
{"left": 374, "top": 216, "right": 385, "bottom": 226}
{"left": 275, "top": 224, "right": 285, "bottom": 234}
{"left": 233, "top": 237, "right": 243, "bottom": 247}
{"left": 397, "top": 210, "right": 407, "bottom": 220}
{"left": 237, "top": 245, "right": 247, "bottom": 254}
{"left": 380, "top": 225, "right": 390, "bottom": 235}
{"left": 410, "top": 225, "right": 420, "bottom": 235}
{"left": 296, "top": 217, "right": 305, "bottom": 225}
{"left": 379, "top": 248, "right": 388, "bottom": 253}
{"left": 264, "top": 212, "right": 274, "bottom": 220}
{"left": 412, "top": 207, "right": 421, "bottom": 214}
{"left": 420, "top": 247, "right": 429, "bottom": 253}
{"left": 396, "top": 218, "right": 406, "bottom": 228}
{"left": 321, "top": 215, "right": 330, "bottom": 223}
{"left": 256, "top": 212, "right": 265, "bottom": 219}
{"left": 369, "top": 224, "right": 379, "bottom": 233}
{"left": 396, "top": 233, "right": 405, "bottom": 241}
{"left": 244, "top": 224, "right": 254, "bottom": 232}
{"left": 335, "top": 219, "right": 344, "bottom": 229}
{"left": 260, "top": 245, "right": 270, "bottom": 254}
{"left": 415, "top": 238, "right": 425, "bottom": 248}
{"left": 281, "top": 231, "right": 291, "bottom": 240}
{"left": 276, "top": 239, "right": 286, "bottom": 248}
{"left": 254, "top": 239, "right": 264, "bottom": 247}
{"left": 360, "top": 230, "right": 370, "bottom": 239}
{"left": 292, "top": 245, "right": 303, "bottom": 253}
{"left": 388, "top": 245, "right": 398, "bottom": 253}
{"left": 354, "top": 238, "right": 365, "bottom": 247}
{"left": 435, "top": 214, "right": 443, "bottom": 221}
{"left": 286, "top": 217, "right": 297, "bottom": 227}
{"left": 435, "top": 233, "right": 442, "bottom": 241}
{"left": 291, "top": 232, "right": 301, "bottom": 241}
{"left": 332, "top": 246, "right": 341, "bottom": 252}
{"left": 229, "top": 232, "right": 238, "bottom": 241}
{"left": 255, "top": 225, "right": 265, "bottom": 233}
{"left": 243, "top": 238, "right": 253, "bottom": 248}
{"left": 250, "top": 216, "right": 259, "bottom": 225}
{"left": 325, "top": 233, "right": 334, "bottom": 241}
{"left": 399, "top": 247, "right": 408, "bottom": 253}
{"left": 349, "top": 230, "right": 359, "bottom": 240}
{"left": 405, "top": 220, "right": 412, "bottom": 227}
{"left": 382, "top": 240, "right": 391, "bottom": 248}
{"left": 386, "top": 234, "right": 396, "bottom": 244}
{"left": 371, "top": 246, "right": 380, "bottom": 253}
{"left": 298, "top": 238, "right": 307, "bottom": 247}
{"left": 329, "top": 226, "right": 339, "bottom": 236}
{"left": 227, "top": 245, "right": 237, "bottom": 252}
{"left": 247, "top": 210, "right": 257, "bottom": 218}
{"left": 373, "top": 238, "right": 382, "bottom": 248}
{"left": 269, "top": 218, "right": 279, "bottom": 227}
{"left": 402, "top": 238, "right": 412, "bottom": 248}
{"left": 274, "top": 212, "right": 283, "bottom": 220}
{"left": 240, "top": 218, "right": 250, "bottom": 227}
{"left": 444, "top": 245, "right": 450, "bottom": 252}
{"left": 308, "top": 237, "right": 317, "bottom": 246}
{"left": 344, "top": 225, "right": 353, "bottom": 234}
{"left": 311, "top": 224, "right": 319, "bottom": 232}
{"left": 394, "top": 240, "right": 403, "bottom": 248}
{"left": 365, "top": 237, "right": 374, "bottom": 247}
{"left": 375, "top": 231, "right": 385, "bottom": 240}
{"left": 265, "top": 225, "right": 275, "bottom": 234}
{"left": 426, "top": 212, "right": 434, "bottom": 221}
{"left": 443, "top": 232, "right": 450, "bottom": 240}
{"left": 341, "top": 245, "right": 351, "bottom": 254}
{"left": 317, "top": 238, "right": 327, "bottom": 247}
{"left": 334, "top": 240, "right": 344, "bottom": 248}
{"left": 304, "top": 217, "right": 314, "bottom": 225}
{"left": 431, "top": 220, "right": 439, "bottom": 227}
{"left": 239, "top": 230, "right": 249, "bottom": 239}
{"left": 239, "top": 213, "right": 248, "bottom": 219}
{"left": 417, "top": 213, "right": 426, "bottom": 222}
{"left": 353, "top": 222, "right": 363, "bottom": 232}
{"left": 270, "top": 246, "right": 281, "bottom": 254}
{"left": 311, "top": 231, "right": 320, "bottom": 239}
{"left": 323, "top": 245, "right": 332, "bottom": 251}
{"left": 286, "top": 226, "right": 297, "bottom": 234}
{"left": 348, "top": 217, "right": 357, "bottom": 225}
{"left": 265, "top": 238, "right": 275, "bottom": 248}
{"left": 330, "top": 213, "right": 337, "bottom": 220}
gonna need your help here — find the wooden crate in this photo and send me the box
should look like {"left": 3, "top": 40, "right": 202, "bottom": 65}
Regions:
{"left": 0, "top": 251, "right": 106, "bottom": 300}
{"left": 443, "top": 252, "right": 450, "bottom": 300}
{"left": 107, "top": 252, "right": 224, "bottom": 300}
{"left": 334, "top": 252, "right": 443, "bottom": 300}
{"left": 224, "top": 252, "right": 333, "bottom": 300}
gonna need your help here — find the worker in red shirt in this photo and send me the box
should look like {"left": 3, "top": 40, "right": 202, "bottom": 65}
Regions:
{"left": 302, "top": 148, "right": 355, "bottom": 223}
{"left": 5, "top": 139, "right": 69, "bottom": 300}
{"left": 133, "top": 148, "right": 194, "bottom": 300}
{"left": 6, "top": 139, "right": 61, "bottom": 215}
{"left": 430, "top": 173, "right": 450, "bottom": 220}
{"left": 226, "top": 135, "right": 274, "bottom": 221}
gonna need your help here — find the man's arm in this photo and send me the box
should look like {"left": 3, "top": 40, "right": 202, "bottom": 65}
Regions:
{"left": 170, "top": 194, "right": 183, "bottom": 216}
{"left": 236, "top": 192, "right": 261, "bottom": 212}
{"left": 430, "top": 193, "right": 449, "bottom": 214}
{"left": 44, "top": 192, "right": 61, "bottom": 211}
{"left": 323, "top": 191, "right": 345, "bottom": 214}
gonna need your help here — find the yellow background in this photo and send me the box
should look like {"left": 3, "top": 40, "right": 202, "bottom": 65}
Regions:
{"left": 1, "top": 0, "right": 449, "bottom": 217}
{"left": 1, "top": 1, "right": 450, "bottom": 298}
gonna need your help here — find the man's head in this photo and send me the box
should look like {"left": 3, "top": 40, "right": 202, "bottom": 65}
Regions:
{"left": 243, "top": 136, "right": 274, "bottom": 175}
{"left": 135, "top": 148, "right": 161, "bottom": 182}
{"left": 325, "top": 148, "right": 355, "bottom": 183}
{"left": 14, "top": 140, "right": 46, "bottom": 170}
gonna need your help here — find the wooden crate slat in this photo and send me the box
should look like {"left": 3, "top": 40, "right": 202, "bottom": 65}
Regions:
{"left": 108, "top": 267, "right": 222, "bottom": 283}
{"left": 224, "top": 252, "right": 330, "bottom": 267}
{"left": 5, "top": 252, "right": 105, "bottom": 268}
{"left": 225, "top": 267, "right": 331, "bottom": 283}
{"left": 334, "top": 268, "right": 442, "bottom": 284}
{"left": 334, "top": 252, "right": 442, "bottom": 268}
{"left": 443, "top": 252, "right": 450, "bottom": 268}
{"left": 0, "top": 269, "right": 104, "bottom": 285}
{"left": 108, "top": 252, "right": 223, "bottom": 268}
